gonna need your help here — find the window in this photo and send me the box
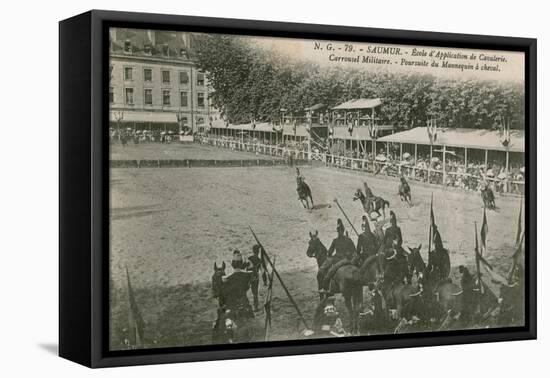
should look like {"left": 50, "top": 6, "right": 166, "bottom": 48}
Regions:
{"left": 124, "top": 67, "right": 133, "bottom": 81}
{"left": 124, "top": 40, "right": 131, "bottom": 53}
{"left": 197, "top": 92, "right": 205, "bottom": 108}
{"left": 143, "top": 68, "right": 152, "bottom": 82}
{"left": 109, "top": 87, "right": 114, "bottom": 104}
{"left": 197, "top": 117, "right": 205, "bottom": 125}
{"left": 162, "top": 90, "right": 171, "bottom": 106}
{"left": 179, "top": 71, "right": 189, "bottom": 85}
{"left": 181, "top": 116, "right": 188, "bottom": 126}
{"left": 162, "top": 70, "right": 170, "bottom": 84}
{"left": 197, "top": 73, "right": 205, "bottom": 86}
{"left": 144, "top": 89, "right": 153, "bottom": 105}
{"left": 125, "top": 88, "right": 134, "bottom": 105}
{"left": 180, "top": 91, "right": 188, "bottom": 107}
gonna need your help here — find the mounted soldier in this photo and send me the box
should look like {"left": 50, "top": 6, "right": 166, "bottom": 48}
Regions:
{"left": 318, "top": 219, "right": 356, "bottom": 295}
{"left": 382, "top": 211, "right": 410, "bottom": 285}
{"left": 295, "top": 167, "right": 314, "bottom": 209}
{"left": 296, "top": 167, "right": 305, "bottom": 184}
{"left": 356, "top": 215, "right": 379, "bottom": 264}
{"left": 363, "top": 181, "right": 374, "bottom": 198}
{"left": 427, "top": 224, "right": 451, "bottom": 284}
{"left": 222, "top": 250, "right": 254, "bottom": 319}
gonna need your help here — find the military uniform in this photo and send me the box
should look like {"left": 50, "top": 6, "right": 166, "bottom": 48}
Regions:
{"left": 356, "top": 230, "right": 378, "bottom": 260}
{"left": 383, "top": 212, "right": 410, "bottom": 284}
{"left": 224, "top": 251, "right": 253, "bottom": 319}
{"left": 320, "top": 219, "right": 356, "bottom": 293}
{"left": 327, "top": 234, "right": 356, "bottom": 261}
{"left": 383, "top": 224, "right": 403, "bottom": 250}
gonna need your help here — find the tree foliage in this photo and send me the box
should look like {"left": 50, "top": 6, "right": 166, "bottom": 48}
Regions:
{"left": 194, "top": 34, "right": 524, "bottom": 129}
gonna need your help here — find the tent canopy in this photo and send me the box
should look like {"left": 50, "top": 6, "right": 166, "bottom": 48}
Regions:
{"left": 377, "top": 127, "right": 524, "bottom": 153}
{"left": 332, "top": 98, "right": 382, "bottom": 110}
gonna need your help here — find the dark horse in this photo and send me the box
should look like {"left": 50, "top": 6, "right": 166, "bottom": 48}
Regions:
{"left": 211, "top": 262, "right": 261, "bottom": 344}
{"left": 305, "top": 232, "right": 363, "bottom": 333}
{"left": 480, "top": 184, "right": 496, "bottom": 210}
{"left": 297, "top": 177, "right": 314, "bottom": 209}
{"left": 405, "top": 245, "right": 463, "bottom": 322}
{"left": 306, "top": 230, "right": 328, "bottom": 294}
{"left": 398, "top": 176, "right": 412, "bottom": 206}
{"left": 353, "top": 189, "right": 390, "bottom": 220}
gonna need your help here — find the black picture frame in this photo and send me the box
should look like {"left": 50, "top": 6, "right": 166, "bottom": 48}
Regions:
{"left": 59, "top": 9, "right": 537, "bottom": 368}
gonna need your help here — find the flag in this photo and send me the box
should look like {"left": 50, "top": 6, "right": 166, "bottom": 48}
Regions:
{"left": 126, "top": 266, "right": 144, "bottom": 348}
{"left": 427, "top": 118, "right": 438, "bottom": 144}
{"left": 480, "top": 207, "right": 489, "bottom": 254}
{"left": 428, "top": 193, "right": 436, "bottom": 249}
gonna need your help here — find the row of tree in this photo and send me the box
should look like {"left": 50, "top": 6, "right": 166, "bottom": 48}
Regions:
{"left": 194, "top": 34, "right": 524, "bottom": 130}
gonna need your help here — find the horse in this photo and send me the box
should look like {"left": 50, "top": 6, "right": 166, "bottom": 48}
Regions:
{"left": 353, "top": 189, "right": 390, "bottom": 220}
{"left": 210, "top": 262, "right": 261, "bottom": 343}
{"left": 297, "top": 178, "right": 314, "bottom": 209}
{"left": 398, "top": 176, "right": 412, "bottom": 206}
{"left": 306, "top": 231, "right": 329, "bottom": 295}
{"left": 211, "top": 261, "right": 227, "bottom": 307}
{"left": 305, "top": 235, "right": 363, "bottom": 333}
{"left": 480, "top": 185, "right": 496, "bottom": 210}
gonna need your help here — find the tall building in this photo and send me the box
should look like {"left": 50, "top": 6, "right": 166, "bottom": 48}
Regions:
{"left": 109, "top": 28, "right": 218, "bottom": 134}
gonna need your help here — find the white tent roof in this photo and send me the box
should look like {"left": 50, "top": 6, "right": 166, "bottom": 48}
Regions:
{"left": 332, "top": 98, "right": 382, "bottom": 110}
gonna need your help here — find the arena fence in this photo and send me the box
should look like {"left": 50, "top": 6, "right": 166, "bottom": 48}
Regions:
{"left": 110, "top": 158, "right": 309, "bottom": 169}
{"left": 200, "top": 137, "right": 525, "bottom": 196}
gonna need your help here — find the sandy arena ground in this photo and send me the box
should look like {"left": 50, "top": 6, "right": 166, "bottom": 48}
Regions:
{"left": 109, "top": 144, "right": 524, "bottom": 350}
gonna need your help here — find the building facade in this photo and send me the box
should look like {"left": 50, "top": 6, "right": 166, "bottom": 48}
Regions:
{"left": 109, "top": 28, "right": 219, "bottom": 134}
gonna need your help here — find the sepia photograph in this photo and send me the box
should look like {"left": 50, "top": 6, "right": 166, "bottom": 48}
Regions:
{"left": 107, "top": 27, "right": 526, "bottom": 351}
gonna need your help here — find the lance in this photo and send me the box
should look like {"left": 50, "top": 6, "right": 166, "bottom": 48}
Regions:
{"left": 249, "top": 226, "right": 310, "bottom": 330}
{"left": 333, "top": 198, "right": 360, "bottom": 237}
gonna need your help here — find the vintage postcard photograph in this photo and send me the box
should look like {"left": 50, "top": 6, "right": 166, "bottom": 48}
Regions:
{"left": 108, "top": 28, "right": 526, "bottom": 350}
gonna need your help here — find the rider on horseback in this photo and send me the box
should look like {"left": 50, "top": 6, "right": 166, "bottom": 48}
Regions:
{"left": 319, "top": 219, "right": 356, "bottom": 295}
{"left": 383, "top": 211, "right": 411, "bottom": 285}
{"left": 356, "top": 215, "right": 379, "bottom": 263}
{"left": 296, "top": 167, "right": 305, "bottom": 185}
{"left": 223, "top": 250, "right": 254, "bottom": 319}
{"left": 363, "top": 181, "right": 374, "bottom": 198}
{"left": 427, "top": 224, "right": 450, "bottom": 284}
